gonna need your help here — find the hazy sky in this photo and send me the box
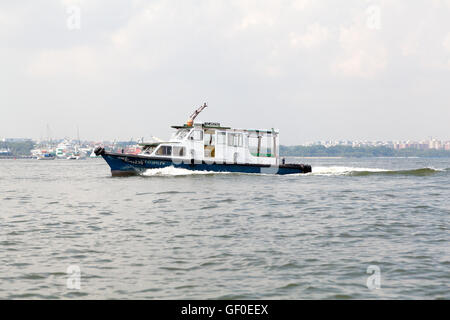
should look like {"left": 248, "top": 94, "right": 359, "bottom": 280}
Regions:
{"left": 1, "top": 0, "right": 449, "bottom": 144}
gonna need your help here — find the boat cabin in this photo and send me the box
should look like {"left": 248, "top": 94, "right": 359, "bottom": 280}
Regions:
{"left": 140, "top": 122, "right": 280, "bottom": 165}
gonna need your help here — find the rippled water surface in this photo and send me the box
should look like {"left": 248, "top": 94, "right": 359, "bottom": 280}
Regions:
{"left": 0, "top": 158, "right": 449, "bottom": 299}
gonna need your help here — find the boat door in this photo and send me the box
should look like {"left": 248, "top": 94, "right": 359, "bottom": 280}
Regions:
{"left": 189, "top": 128, "right": 204, "bottom": 162}
{"left": 203, "top": 129, "right": 216, "bottom": 159}
{"left": 214, "top": 131, "right": 227, "bottom": 162}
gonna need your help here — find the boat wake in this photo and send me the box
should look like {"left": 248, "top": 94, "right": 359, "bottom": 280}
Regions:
{"left": 311, "top": 166, "right": 388, "bottom": 176}
{"left": 139, "top": 166, "right": 449, "bottom": 177}
{"left": 141, "top": 167, "right": 221, "bottom": 176}
{"left": 310, "top": 166, "right": 448, "bottom": 177}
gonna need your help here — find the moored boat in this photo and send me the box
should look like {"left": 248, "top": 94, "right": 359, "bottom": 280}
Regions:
{"left": 95, "top": 104, "right": 311, "bottom": 176}
{"left": 66, "top": 154, "right": 84, "bottom": 160}
{"left": 37, "top": 153, "right": 56, "bottom": 160}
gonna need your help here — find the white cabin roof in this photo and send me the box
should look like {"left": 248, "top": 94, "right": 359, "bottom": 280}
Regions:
{"left": 171, "top": 122, "right": 278, "bottom": 134}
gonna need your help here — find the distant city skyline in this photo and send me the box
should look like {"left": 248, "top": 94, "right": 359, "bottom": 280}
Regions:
{"left": 1, "top": 1, "right": 449, "bottom": 144}
{"left": 1, "top": 126, "right": 450, "bottom": 146}
{"left": 301, "top": 138, "right": 450, "bottom": 150}
{"left": 2, "top": 136, "right": 450, "bottom": 150}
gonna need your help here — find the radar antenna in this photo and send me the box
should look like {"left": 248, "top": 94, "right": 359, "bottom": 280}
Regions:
{"left": 187, "top": 103, "right": 207, "bottom": 126}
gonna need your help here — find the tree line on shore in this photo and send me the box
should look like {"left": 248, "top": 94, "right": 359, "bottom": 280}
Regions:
{"left": 0, "top": 141, "right": 35, "bottom": 156}
{"left": 1, "top": 141, "right": 450, "bottom": 157}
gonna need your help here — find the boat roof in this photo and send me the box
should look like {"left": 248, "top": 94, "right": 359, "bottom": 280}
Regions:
{"left": 171, "top": 123, "right": 231, "bottom": 130}
{"left": 171, "top": 122, "right": 277, "bottom": 133}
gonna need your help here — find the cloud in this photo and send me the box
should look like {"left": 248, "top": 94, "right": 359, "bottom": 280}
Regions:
{"left": 27, "top": 44, "right": 159, "bottom": 79}
{"left": 292, "top": 0, "right": 312, "bottom": 11}
{"left": 237, "top": 11, "right": 275, "bottom": 30}
{"left": 443, "top": 33, "right": 450, "bottom": 68}
{"left": 443, "top": 33, "right": 450, "bottom": 52}
{"left": 331, "top": 22, "right": 387, "bottom": 78}
{"left": 289, "top": 23, "right": 329, "bottom": 49}
{"left": 2, "top": 0, "right": 450, "bottom": 141}
{"left": 26, "top": 2, "right": 169, "bottom": 78}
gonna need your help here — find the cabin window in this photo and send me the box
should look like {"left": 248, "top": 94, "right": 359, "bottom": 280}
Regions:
{"left": 190, "top": 130, "right": 203, "bottom": 141}
{"left": 248, "top": 134, "right": 259, "bottom": 156}
{"left": 172, "top": 146, "right": 185, "bottom": 157}
{"left": 217, "top": 132, "right": 226, "bottom": 145}
{"left": 155, "top": 145, "right": 172, "bottom": 156}
{"left": 227, "top": 133, "right": 243, "bottom": 147}
{"left": 264, "top": 134, "right": 273, "bottom": 156}
{"left": 248, "top": 132, "right": 274, "bottom": 157}
{"left": 143, "top": 146, "right": 157, "bottom": 154}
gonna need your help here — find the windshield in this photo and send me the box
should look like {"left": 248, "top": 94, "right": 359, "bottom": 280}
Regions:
{"left": 173, "top": 129, "right": 190, "bottom": 140}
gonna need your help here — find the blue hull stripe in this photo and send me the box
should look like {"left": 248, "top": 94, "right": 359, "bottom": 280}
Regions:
{"left": 102, "top": 153, "right": 310, "bottom": 175}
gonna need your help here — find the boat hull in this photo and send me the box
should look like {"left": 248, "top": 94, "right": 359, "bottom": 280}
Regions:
{"left": 100, "top": 152, "right": 311, "bottom": 176}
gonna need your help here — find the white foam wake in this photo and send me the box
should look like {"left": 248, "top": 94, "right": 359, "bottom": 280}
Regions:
{"left": 141, "top": 166, "right": 219, "bottom": 176}
{"left": 141, "top": 165, "right": 391, "bottom": 177}
{"left": 310, "top": 166, "right": 388, "bottom": 176}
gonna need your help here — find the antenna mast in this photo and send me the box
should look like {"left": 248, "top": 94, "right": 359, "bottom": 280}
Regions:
{"left": 187, "top": 102, "right": 207, "bottom": 126}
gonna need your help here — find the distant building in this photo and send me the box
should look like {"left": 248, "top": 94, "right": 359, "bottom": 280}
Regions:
{"left": 444, "top": 142, "right": 450, "bottom": 151}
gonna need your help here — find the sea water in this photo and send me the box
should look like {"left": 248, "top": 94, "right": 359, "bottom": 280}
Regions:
{"left": 0, "top": 157, "right": 448, "bottom": 299}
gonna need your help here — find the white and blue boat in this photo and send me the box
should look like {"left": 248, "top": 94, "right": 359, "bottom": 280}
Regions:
{"left": 95, "top": 104, "right": 311, "bottom": 176}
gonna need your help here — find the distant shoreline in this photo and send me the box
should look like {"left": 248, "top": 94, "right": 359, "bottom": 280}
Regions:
{"left": 280, "top": 145, "right": 450, "bottom": 158}
{"left": 2, "top": 142, "right": 450, "bottom": 158}
{"left": 0, "top": 156, "right": 34, "bottom": 159}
